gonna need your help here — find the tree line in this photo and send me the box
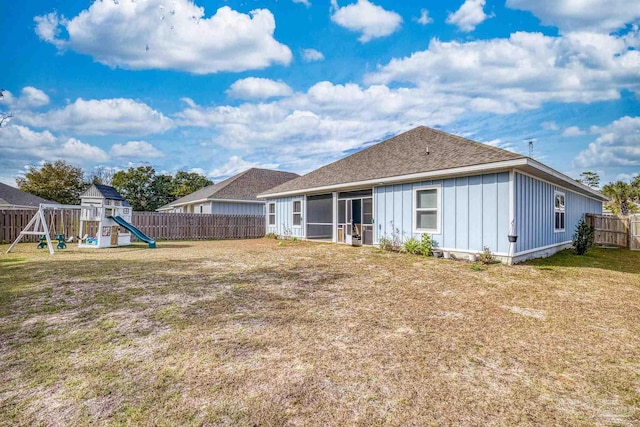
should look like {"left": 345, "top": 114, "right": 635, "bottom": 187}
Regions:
{"left": 17, "top": 160, "right": 213, "bottom": 211}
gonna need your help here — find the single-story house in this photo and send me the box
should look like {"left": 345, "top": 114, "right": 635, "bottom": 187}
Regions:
{"left": 0, "top": 182, "right": 53, "bottom": 209}
{"left": 157, "top": 168, "right": 300, "bottom": 215}
{"left": 258, "top": 126, "right": 607, "bottom": 264}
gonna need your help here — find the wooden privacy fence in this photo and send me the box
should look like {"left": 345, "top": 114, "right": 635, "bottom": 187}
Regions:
{"left": 0, "top": 209, "right": 265, "bottom": 244}
{"left": 585, "top": 213, "right": 640, "bottom": 250}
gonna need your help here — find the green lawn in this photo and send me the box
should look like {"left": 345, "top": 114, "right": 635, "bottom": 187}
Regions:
{"left": 1, "top": 241, "right": 639, "bottom": 426}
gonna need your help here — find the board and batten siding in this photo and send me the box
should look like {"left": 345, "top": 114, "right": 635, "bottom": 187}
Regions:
{"left": 514, "top": 172, "right": 602, "bottom": 254}
{"left": 265, "top": 196, "right": 305, "bottom": 238}
{"left": 374, "top": 172, "right": 511, "bottom": 254}
{"left": 210, "top": 202, "right": 264, "bottom": 216}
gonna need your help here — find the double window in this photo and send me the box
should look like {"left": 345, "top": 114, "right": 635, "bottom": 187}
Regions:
{"left": 292, "top": 200, "right": 302, "bottom": 227}
{"left": 554, "top": 191, "right": 565, "bottom": 232}
{"left": 268, "top": 203, "right": 276, "bottom": 226}
{"left": 414, "top": 186, "right": 440, "bottom": 234}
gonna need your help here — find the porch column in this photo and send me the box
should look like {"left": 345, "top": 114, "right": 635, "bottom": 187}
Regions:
{"left": 332, "top": 192, "right": 338, "bottom": 243}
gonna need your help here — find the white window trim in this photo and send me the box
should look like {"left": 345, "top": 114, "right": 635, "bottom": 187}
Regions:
{"left": 268, "top": 202, "right": 276, "bottom": 226}
{"left": 413, "top": 185, "right": 441, "bottom": 235}
{"left": 292, "top": 200, "right": 302, "bottom": 228}
{"left": 554, "top": 190, "right": 566, "bottom": 233}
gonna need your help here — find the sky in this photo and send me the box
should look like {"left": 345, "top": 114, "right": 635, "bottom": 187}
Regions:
{"left": 1, "top": 0, "right": 639, "bottom": 188}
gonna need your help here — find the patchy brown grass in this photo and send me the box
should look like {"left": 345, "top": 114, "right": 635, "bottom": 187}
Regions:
{"left": 1, "top": 240, "right": 639, "bottom": 426}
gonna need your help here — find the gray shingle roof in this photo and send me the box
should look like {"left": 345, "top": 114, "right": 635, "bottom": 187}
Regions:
{"left": 262, "top": 126, "right": 526, "bottom": 195}
{"left": 158, "top": 168, "right": 300, "bottom": 209}
{"left": 93, "top": 184, "right": 126, "bottom": 201}
{"left": 0, "top": 183, "right": 53, "bottom": 208}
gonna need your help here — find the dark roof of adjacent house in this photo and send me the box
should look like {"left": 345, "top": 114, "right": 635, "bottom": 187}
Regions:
{"left": 158, "top": 168, "right": 300, "bottom": 210}
{"left": 262, "top": 126, "right": 526, "bottom": 196}
{"left": 0, "top": 182, "right": 53, "bottom": 208}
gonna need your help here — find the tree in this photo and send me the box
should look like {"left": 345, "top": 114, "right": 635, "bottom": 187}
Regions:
{"left": 16, "top": 161, "right": 87, "bottom": 205}
{"left": 152, "top": 174, "right": 174, "bottom": 209}
{"left": 170, "top": 171, "right": 212, "bottom": 198}
{"left": 601, "top": 181, "right": 638, "bottom": 215}
{"left": 577, "top": 171, "right": 600, "bottom": 189}
{"left": 88, "top": 166, "right": 117, "bottom": 186}
{"left": 112, "top": 166, "right": 160, "bottom": 211}
{"left": 0, "top": 90, "right": 12, "bottom": 128}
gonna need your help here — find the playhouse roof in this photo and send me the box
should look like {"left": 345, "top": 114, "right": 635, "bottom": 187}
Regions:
{"left": 0, "top": 182, "right": 53, "bottom": 208}
{"left": 157, "top": 168, "right": 300, "bottom": 211}
{"left": 81, "top": 184, "right": 130, "bottom": 206}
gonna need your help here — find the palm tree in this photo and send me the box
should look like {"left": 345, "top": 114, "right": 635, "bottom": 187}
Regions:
{"left": 602, "top": 181, "right": 634, "bottom": 215}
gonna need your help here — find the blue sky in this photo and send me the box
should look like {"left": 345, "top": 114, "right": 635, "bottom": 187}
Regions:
{"left": 1, "top": 0, "right": 639, "bottom": 187}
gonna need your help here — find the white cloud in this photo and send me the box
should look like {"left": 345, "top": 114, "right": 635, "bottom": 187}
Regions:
{"left": 0, "top": 124, "right": 108, "bottom": 163}
{"left": 226, "top": 78, "right": 293, "bottom": 100}
{"left": 331, "top": 0, "right": 402, "bottom": 42}
{"left": 541, "top": 121, "right": 559, "bottom": 131}
{"left": 0, "top": 87, "right": 50, "bottom": 109}
{"left": 561, "top": 126, "right": 585, "bottom": 137}
{"left": 366, "top": 30, "right": 640, "bottom": 112}
{"left": 19, "top": 98, "right": 173, "bottom": 136}
{"left": 301, "top": 48, "right": 325, "bottom": 62}
{"left": 208, "top": 155, "right": 278, "bottom": 179}
{"left": 110, "top": 140, "right": 164, "bottom": 159}
{"left": 20, "top": 87, "right": 50, "bottom": 108}
{"left": 34, "top": 1, "right": 292, "bottom": 74}
{"left": 446, "top": 0, "right": 491, "bottom": 32}
{"left": 292, "top": 0, "right": 311, "bottom": 7}
{"left": 417, "top": 9, "right": 433, "bottom": 25}
{"left": 506, "top": 0, "right": 640, "bottom": 33}
{"left": 574, "top": 116, "right": 640, "bottom": 168}
{"left": 63, "top": 138, "right": 109, "bottom": 162}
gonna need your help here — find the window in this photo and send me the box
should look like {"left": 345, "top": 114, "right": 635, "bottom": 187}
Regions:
{"left": 554, "top": 191, "right": 565, "bottom": 232}
{"left": 292, "top": 200, "right": 302, "bottom": 227}
{"left": 268, "top": 203, "right": 276, "bottom": 226}
{"left": 414, "top": 186, "right": 440, "bottom": 233}
{"left": 199, "top": 205, "right": 203, "bottom": 214}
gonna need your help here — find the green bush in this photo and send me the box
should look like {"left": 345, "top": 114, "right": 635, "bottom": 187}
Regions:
{"left": 572, "top": 217, "right": 595, "bottom": 255}
{"left": 404, "top": 238, "right": 421, "bottom": 254}
{"left": 264, "top": 232, "right": 278, "bottom": 240}
{"left": 419, "top": 233, "right": 434, "bottom": 256}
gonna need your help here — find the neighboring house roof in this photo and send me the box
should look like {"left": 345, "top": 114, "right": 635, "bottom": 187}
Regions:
{"left": 157, "top": 168, "right": 300, "bottom": 211}
{"left": 0, "top": 182, "right": 53, "bottom": 208}
{"left": 260, "top": 126, "right": 607, "bottom": 201}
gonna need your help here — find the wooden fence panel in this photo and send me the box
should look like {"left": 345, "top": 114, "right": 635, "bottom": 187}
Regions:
{"left": 585, "top": 213, "right": 629, "bottom": 248}
{"left": 0, "top": 209, "right": 265, "bottom": 244}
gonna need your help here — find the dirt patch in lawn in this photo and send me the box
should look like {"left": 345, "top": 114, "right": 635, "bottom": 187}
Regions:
{"left": 1, "top": 240, "right": 639, "bottom": 426}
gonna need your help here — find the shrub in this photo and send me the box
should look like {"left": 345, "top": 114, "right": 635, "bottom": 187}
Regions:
{"left": 291, "top": 237, "right": 300, "bottom": 242}
{"left": 477, "top": 246, "right": 497, "bottom": 264}
{"left": 379, "top": 237, "right": 393, "bottom": 251}
{"left": 264, "top": 232, "right": 278, "bottom": 240}
{"left": 572, "top": 217, "right": 595, "bottom": 255}
{"left": 419, "top": 233, "right": 434, "bottom": 256}
{"left": 404, "top": 238, "right": 421, "bottom": 254}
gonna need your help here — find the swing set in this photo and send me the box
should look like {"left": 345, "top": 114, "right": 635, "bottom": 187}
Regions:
{"left": 6, "top": 203, "right": 88, "bottom": 255}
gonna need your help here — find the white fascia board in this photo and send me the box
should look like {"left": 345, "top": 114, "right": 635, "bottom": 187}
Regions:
{"left": 258, "top": 159, "right": 528, "bottom": 199}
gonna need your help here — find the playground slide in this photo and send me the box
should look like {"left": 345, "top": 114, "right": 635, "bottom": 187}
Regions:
{"left": 107, "top": 216, "right": 157, "bottom": 248}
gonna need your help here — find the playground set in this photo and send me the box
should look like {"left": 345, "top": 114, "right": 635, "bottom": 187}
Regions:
{"left": 6, "top": 184, "right": 156, "bottom": 255}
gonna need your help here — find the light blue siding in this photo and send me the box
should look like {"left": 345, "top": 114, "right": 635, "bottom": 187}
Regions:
{"left": 211, "top": 202, "right": 264, "bottom": 215}
{"left": 264, "top": 196, "right": 305, "bottom": 238}
{"left": 514, "top": 172, "right": 603, "bottom": 253}
{"left": 374, "top": 172, "right": 510, "bottom": 254}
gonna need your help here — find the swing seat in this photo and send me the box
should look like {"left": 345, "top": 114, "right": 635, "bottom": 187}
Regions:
{"left": 37, "top": 235, "right": 47, "bottom": 249}
{"left": 56, "top": 234, "right": 67, "bottom": 250}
